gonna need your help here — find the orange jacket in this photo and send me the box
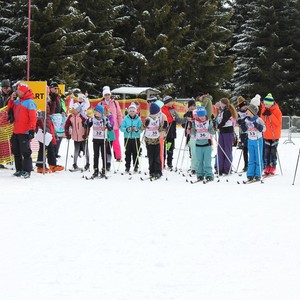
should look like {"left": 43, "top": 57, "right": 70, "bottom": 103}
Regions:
{"left": 260, "top": 103, "right": 282, "bottom": 140}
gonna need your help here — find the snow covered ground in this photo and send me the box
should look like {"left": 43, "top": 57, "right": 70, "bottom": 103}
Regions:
{"left": 1, "top": 128, "right": 300, "bottom": 300}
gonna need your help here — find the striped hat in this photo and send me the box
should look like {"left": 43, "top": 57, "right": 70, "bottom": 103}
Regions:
{"left": 263, "top": 93, "right": 274, "bottom": 106}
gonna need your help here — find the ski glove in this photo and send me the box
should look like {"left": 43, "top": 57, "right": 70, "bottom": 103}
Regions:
{"left": 262, "top": 109, "right": 272, "bottom": 116}
{"left": 7, "top": 108, "right": 14, "bottom": 123}
{"left": 132, "top": 126, "right": 139, "bottom": 132}
{"left": 66, "top": 135, "right": 72, "bottom": 140}
{"left": 253, "top": 121, "right": 264, "bottom": 132}
{"left": 126, "top": 127, "right": 132, "bottom": 133}
{"left": 144, "top": 118, "right": 150, "bottom": 127}
{"left": 106, "top": 124, "right": 113, "bottom": 131}
{"left": 28, "top": 130, "right": 35, "bottom": 140}
{"left": 82, "top": 134, "right": 88, "bottom": 140}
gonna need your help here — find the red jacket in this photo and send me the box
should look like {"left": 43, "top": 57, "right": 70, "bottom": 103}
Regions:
{"left": 8, "top": 91, "right": 37, "bottom": 134}
{"left": 260, "top": 103, "right": 282, "bottom": 140}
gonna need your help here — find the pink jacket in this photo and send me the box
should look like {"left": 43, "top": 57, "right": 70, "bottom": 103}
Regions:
{"left": 100, "top": 98, "right": 123, "bottom": 130}
{"left": 65, "top": 114, "right": 86, "bottom": 142}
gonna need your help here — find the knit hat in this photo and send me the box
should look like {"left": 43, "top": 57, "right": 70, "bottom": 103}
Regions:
{"left": 188, "top": 100, "right": 196, "bottom": 108}
{"left": 17, "top": 83, "right": 30, "bottom": 94}
{"left": 149, "top": 102, "right": 160, "bottom": 115}
{"left": 196, "top": 106, "right": 207, "bottom": 117}
{"left": 237, "top": 96, "right": 247, "bottom": 109}
{"left": 128, "top": 102, "right": 137, "bottom": 112}
{"left": 94, "top": 104, "right": 104, "bottom": 114}
{"left": 102, "top": 85, "right": 111, "bottom": 96}
{"left": 49, "top": 82, "right": 58, "bottom": 88}
{"left": 72, "top": 102, "right": 81, "bottom": 113}
{"left": 163, "top": 95, "right": 173, "bottom": 104}
{"left": 263, "top": 93, "right": 274, "bottom": 106}
{"left": 77, "top": 93, "right": 85, "bottom": 102}
{"left": 250, "top": 94, "right": 261, "bottom": 107}
{"left": 247, "top": 104, "right": 259, "bottom": 116}
{"left": 154, "top": 100, "right": 163, "bottom": 108}
{"left": 1, "top": 79, "right": 11, "bottom": 88}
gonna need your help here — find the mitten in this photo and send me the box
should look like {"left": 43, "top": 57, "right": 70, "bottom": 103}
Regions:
{"left": 106, "top": 124, "right": 113, "bottom": 131}
{"left": 262, "top": 109, "right": 271, "bottom": 116}
{"left": 126, "top": 127, "right": 132, "bottom": 133}
{"left": 253, "top": 121, "right": 263, "bottom": 132}
{"left": 28, "top": 130, "right": 35, "bottom": 139}
{"left": 7, "top": 108, "right": 14, "bottom": 123}
{"left": 144, "top": 118, "right": 150, "bottom": 126}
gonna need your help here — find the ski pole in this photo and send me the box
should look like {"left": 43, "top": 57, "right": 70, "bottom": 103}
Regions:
{"left": 174, "top": 122, "right": 188, "bottom": 172}
{"left": 213, "top": 135, "right": 237, "bottom": 173}
{"left": 235, "top": 149, "right": 243, "bottom": 173}
{"left": 65, "top": 138, "right": 70, "bottom": 171}
{"left": 276, "top": 148, "right": 283, "bottom": 176}
{"left": 292, "top": 148, "right": 300, "bottom": 185}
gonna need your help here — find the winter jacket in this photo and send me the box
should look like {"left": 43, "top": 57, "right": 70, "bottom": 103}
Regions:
{"left": 260, "top": 103, "right": 282, "bottom": 140}
{"left": 65, "top": 113, "right": 86, "bottom": 142}
{"left": 49, "top": 92, "right": 64, "bottom": 115}
{"left": 36, "top": 103, "right": 56, "bottom": 144}
{"left": 161, "top": 105, "right": 185, "bottom": 139}
{"left": 100, "top": 98, "right": 123, "bottom": 130}
{"left": 217, "top": 108, "right": 234, "bottom": 133}
{"left": 0, "top": 90, "right": 13, "bottom": 108}
{"left": 120, "top": 114, "right": 142, "bottom": 139}
{"left": 7, "top": 91, "right": 37, "bottom": 134}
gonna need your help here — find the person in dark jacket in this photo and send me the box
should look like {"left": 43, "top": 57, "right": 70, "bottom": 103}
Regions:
{"left": 0, "top": 79, "right": 14, "bottom": 108}
{"left": 49, "top": 81, "right": 65, "bottom": 158}
{"left": 161, "top": 95, "right": 185, "bottom": 169}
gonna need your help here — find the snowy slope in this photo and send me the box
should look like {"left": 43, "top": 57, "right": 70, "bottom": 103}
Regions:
{"left": 1, "top": 128, "right": 300, "bottom": 300}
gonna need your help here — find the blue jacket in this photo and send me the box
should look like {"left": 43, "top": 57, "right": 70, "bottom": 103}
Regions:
{"left": 120, "top": 114, "right": 142, "bottom": 139}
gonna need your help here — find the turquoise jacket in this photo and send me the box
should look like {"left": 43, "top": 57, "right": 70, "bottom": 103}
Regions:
{"left": 120, "top": 114, "right": 143, "bottom": 139}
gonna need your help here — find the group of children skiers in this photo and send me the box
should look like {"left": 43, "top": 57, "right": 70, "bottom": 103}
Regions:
{"left": 4, "top": 80, "right": 282, "bottom": 181}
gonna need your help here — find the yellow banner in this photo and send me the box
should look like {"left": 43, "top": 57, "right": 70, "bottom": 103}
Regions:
{"left": 23, "top": 81, "right": 47, "bottom": 112}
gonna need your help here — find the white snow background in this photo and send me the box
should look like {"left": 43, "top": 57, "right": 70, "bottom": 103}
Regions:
{"left": 1, "top": 128, "right": 300, "bottom": 300}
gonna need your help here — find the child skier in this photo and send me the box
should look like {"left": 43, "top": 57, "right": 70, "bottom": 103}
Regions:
{"left": 143, "top": 102, "right": 167, "bottom": 178}
{"left": 65, "top": 103, "right": 89, "bottom": 171}
{"left": 36, "top": 99, "right": 64, "bottom": 173}
{"left": 86, "top": 104, "right": 113, "bottom": 178}
{"left": 192, "top": 106, "right": 215, "bottom": 182}
{"left": 240, "top": 104, "right": 266, "bottom": 181}
{"left": 236, "top": 96, "right": 248, "bottom": 172}
{"left": 120, "top": 102, "right": 143, "bottom": 172}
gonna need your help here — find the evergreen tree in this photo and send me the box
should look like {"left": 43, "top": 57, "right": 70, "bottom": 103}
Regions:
{"left": 77, "top": 0, "right": 123, "bottom": 95}
{"left": 180, "top": 0, "right": 234, "bottom": 98}
{"left": 0, "top": 0, "right": 28, "bottom": 81}
{"left": 30, "top": 0, "right": 89, "bottom": 85}
{"left": 230, "top": 0, "right": 259, "bottom": 99}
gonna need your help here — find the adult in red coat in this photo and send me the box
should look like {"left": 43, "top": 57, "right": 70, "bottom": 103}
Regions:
{"left": 260, "top": 93, "right": 282, "bottom": 175}
{"left": 7, "top": 83, "right": 37, "bottom": 178}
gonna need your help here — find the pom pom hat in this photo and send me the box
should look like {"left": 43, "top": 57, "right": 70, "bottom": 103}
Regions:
{"left": 263, "top": 93, "right": 274, "bottom": 106}
{"left": 149, "top": 103, "right": 160, "bottom": 115}
{"left": 250, "top": 94, "right": 261, "bottom": 107}
{"left": 102, "top": 86, "right": 111, "bottom": 97}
